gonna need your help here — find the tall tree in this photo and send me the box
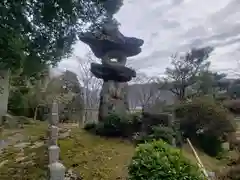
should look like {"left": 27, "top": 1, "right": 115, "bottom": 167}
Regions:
{"left": 164, "top": 47, "right": 214, "bottom": 100}
{"left": 0, "top": 0, "right": 119, "bottom": 76}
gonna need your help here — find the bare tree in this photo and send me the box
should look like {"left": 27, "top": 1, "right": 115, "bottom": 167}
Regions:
{"left": 75, "top": 52, "right": 102, "bottom": 124}
{"left": 164, "top": 47, "right": 214, "bottom": 101}
{"left": 130, "top": 72, "right": 162, "bottom": 111}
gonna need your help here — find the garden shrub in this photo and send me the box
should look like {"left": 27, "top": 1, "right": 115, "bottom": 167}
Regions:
{"left": 95, "top": 113, "right": 126, "bottom": 137}
{"left": 135, "top": 125, "right": 175, "bottom": 145}
{"left": 175, "top": 97, "right": 236, "bottom": 156}
{"left": 84, "top": 122, "right": 97, "bottom": 131}
{"left": 127, "top": 112, "right": 142, "bottom": 134}
{"left": 141, "top": 112, "right": 172, "bottom": 134}
{"left": 128, "top": 140, "right": 203, "bottom": 180}
{"left": 197, "top": 134, "right": 223, "bottom": 156}
{"left": 95, "top": 113, "right": 142, "bottom": 137}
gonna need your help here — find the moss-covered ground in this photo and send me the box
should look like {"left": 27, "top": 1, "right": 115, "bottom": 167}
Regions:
{"left": 0, "top": 121, "right": 48, "bottom": 180}
{"left": 0, "top": 121, "right": 235, "bottom": 180}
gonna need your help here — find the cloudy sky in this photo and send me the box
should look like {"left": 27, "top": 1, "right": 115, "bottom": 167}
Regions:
{"left": 57, "top": 0, "right": 240, "bottom": 78}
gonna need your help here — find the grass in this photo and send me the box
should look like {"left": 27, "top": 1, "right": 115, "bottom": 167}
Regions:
{"left": 0, "top": 145, "right": 48, "bottom": 180}
{"left": 0, "top": 121, "right": 233, "bottom": 180}
{"left": 59, "top": 128, "right": 134, "bottom": 180}
{"left": 0, "top": 121, "right": 48, "bottom": 180}
{"left": 181, "top": 144, "right": 226, "bottom": 172}
{"left": 0, "top": 122, "right": 134, "bottom": 180}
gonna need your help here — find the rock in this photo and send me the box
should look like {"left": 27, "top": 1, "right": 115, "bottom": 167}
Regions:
{"left": 91, "top": 63, "right": 136, "bottom": 82}
{"left": 65, "top": 168, "right": 83, "bottom": 180}
{"left": 14, "top": 142, "right": 31, "bottom": 148}
{"left": 0, "top": 160, "right": 8, "bottom": 168}
{"left": 16, "top": 156, "right": 26, "bottom": 163}
{"left": 30, "top": 141, "right": 44, "bottom": 149}
{"left": 1, "top": 114, "right": 19, "bottom": 129}
{"left": 98, "top": 81, "right": 129, "bottom": 121}
{"left": 79, "top": 29, "right": 144, "bottom": 59}
{"left": 222, "top": 142, "right": 230, "bottom": 150}
{"left": 1, "top": 114, "right": 33, "bottom": 129}
{"left": 59, "top": 130, "right": 71, "bottom": 140}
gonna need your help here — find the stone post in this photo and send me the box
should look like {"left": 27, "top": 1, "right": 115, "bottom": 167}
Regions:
{"left": 48, "top": 162, "right": 66, "bottom": 180}
{"left": 48, "top": 101, "right": 65, "bottom": 180}
{"left": 49, "top": 125, "right": 58, "bottom": 146}
{"left": 49, "top": 145, "right": 60, "bottom": 164}
{"left": 0, "top": 70, "right": 10, "bottom": 125}
{"left": 50, "top": 102, "right": 59, "bottom": 126}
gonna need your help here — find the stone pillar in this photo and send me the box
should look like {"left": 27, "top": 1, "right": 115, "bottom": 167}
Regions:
{"left": 99, "top": 80, "right": 129, "bottom": 121}
{"left": 50, "top": 102, "right": 59, "bottom": 126}
{"left": 98, "top": 51, "right": 130, "bottom": 121}
{"left": 49, "top": 145, "right": 60, "bottom": 164}
{"left": 47, "top": 101, "right": 65, "bottom": 180}
{"left": 49, "top": 126, "right": 58, "bottom": 146}
{"left": 0, "top": 70, "right": 10, "bottom": 125}
{"left": 48, "top": 162, "right": 66, "bottom": 180}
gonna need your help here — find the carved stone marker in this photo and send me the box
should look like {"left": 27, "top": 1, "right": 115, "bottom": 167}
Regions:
{"left": 80, "top": 19, "right": 144, "bottom": 121}
{"left": 48, "top": 162, "right": 66, "bottom": 180}
{"left": 47, "top": 101, "right": 66, "bottom": 180}
{"left": 49, "top": 145, "right": 60, "bottom": 164}
{"left": 0, "top": 70, "right": 10, "bottom": 124}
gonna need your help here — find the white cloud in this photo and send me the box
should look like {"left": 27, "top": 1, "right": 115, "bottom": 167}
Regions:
{"left": 58, "top": 0, "right": 240, "bottom": 78}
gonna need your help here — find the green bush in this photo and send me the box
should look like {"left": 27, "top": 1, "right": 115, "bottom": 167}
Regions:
{"left": 141, "top": 112, "right": 172, "bottom": 133}
{"left": 84, "top": 122, "right": 97, "bottom": 131}
{"left": 95, "top": 113, "right": 124, "bottom": 137}
{"left": 128, "top": 140, "right": 203, "bottom": 180}
{"left": 175, "top": 97, "right": 235, "bottom": 156}
{"left": 135, "top": 125, "right": 175, "bottom": 145}
{"left": 127, "top": 112, "right": 142, "bottom": 133}
{"left": 95, "top": 113, "right": 142, "bottom": 137}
